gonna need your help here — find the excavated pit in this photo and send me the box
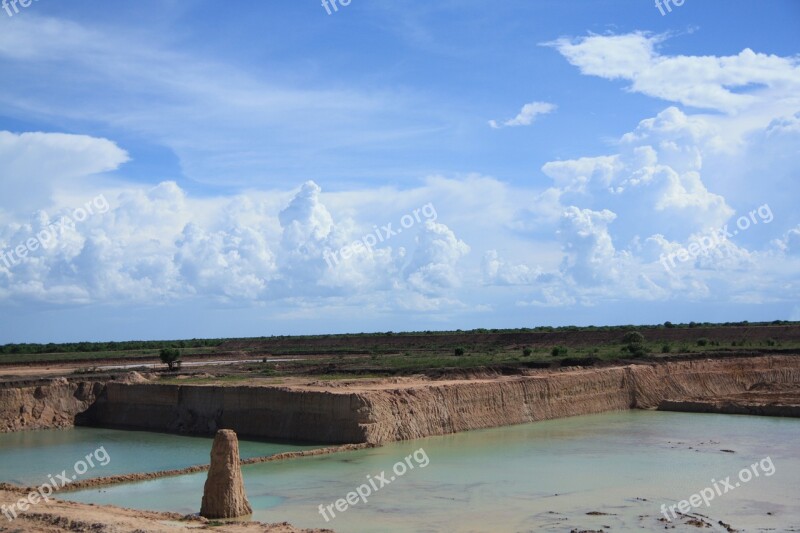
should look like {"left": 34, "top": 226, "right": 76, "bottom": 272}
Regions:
{"left": 2, "top": 355, "right": 798, "bottom": 444}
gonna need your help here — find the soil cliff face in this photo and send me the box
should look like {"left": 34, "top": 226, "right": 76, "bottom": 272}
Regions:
{"left": 628, "top": 356, "right": 800, "bottom": 408}
{"left": 87, "top": 384, "right": 368, "bottom": 443}
{"left": 0, "top": 379, "right": 104, "bottom": 433}
{"left": 354, "top": 367, "right": 632, "bottom": 443}
{"left": 83, "top": 356, "right": 800, "bottom": 444}
{"left": 3, "top": 356, "right": 798, "bottom": 443}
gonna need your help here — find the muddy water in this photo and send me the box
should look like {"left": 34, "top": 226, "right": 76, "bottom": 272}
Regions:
{"left": 56, "top": 412, "right": 800, "bottom": 531}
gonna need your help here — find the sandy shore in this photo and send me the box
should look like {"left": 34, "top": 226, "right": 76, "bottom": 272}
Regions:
{"left": 0, "top": 487, "right": 332, "bottom": 532}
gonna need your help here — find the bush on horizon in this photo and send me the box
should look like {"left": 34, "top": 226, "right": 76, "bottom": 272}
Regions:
{"left": 621, "top": 331, "right": 645, "bottom": 344}
{"left": 159, "top": 348, "right": 181, "bottom": 370}
{"left": 523, "top": 347, "right": 533, "bottom": 357}
{"left": 551, "top": 346, "right": 568, "bottom": 357}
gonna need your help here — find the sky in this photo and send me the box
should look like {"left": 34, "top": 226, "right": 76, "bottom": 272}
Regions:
{"left": 0, "top": 0, "right": 799, "bottom": 343}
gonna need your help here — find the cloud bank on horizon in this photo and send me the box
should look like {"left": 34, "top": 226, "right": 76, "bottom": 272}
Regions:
{"left": 0, "top": 2, "right": 798, "bottom": 341}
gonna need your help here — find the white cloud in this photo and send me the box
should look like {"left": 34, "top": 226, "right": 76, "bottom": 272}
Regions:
{"left": 542, "top": 107, "right": 735, "bottom": 242}
{"left": 0, "top": 131, "right": 129, "bottom": 216}
{"left": 2, "top": 31, "right": 799, "bottom": 317}
{"left": 489, "top": 101, "right": 556, "bottom": 129}
{"left": 405, "top": 220, "right": 470, "bottom": 294}
{"left": 548, "top": 32, "right": 800, "bottom": 115}
{"left": 482, "top": 250, "right": 542, "bottom": 286}
{"left": 175, "top": 223, "right": 276, "bottom": 300}
{"left": 0, "top": 161, "right": 483, "bottom": 307}
{"left": 774, "top": 226, "right": 800, "bottom": 255}
{"left": 558, "top": 207, "right": 624, "bottom": 286}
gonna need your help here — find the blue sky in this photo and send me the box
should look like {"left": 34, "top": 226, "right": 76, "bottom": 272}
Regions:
{"left": 0, "top": 0, "right": 799, "bottom": 342}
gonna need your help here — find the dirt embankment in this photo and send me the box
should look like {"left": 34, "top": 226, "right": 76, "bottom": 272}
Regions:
{"left": 74, "top": 356, "right": 800, "bottom": 444}
{"left": 0, "top": 378, "right": 105, "bottom": 433}
{"left": 2, "top": 356, "right": 798, "bottom": 442}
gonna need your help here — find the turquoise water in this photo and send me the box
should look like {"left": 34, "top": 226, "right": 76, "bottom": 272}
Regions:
{"left": 28, "top": 412, "right": 800, "bottom": 531}
{"left": 0, "top": 427, "right": 320, "bottom": 486}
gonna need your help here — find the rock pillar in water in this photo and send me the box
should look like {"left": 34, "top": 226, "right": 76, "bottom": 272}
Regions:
{"left": 200, "top": 429, "right": 253, "bottom": 519}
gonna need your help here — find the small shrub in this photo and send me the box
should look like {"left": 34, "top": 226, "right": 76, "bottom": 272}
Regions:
{"left": 766, "top": 338, "right": 777, "bottom": 347}
{"left": 661, "top": 344, "right": 672, "bottom": 353}
{"left": 622, "top": 331, "right": 645, "bottom": 344}
{"left": 551, "top": 346, "right": 568, "bottom": 357}
{"left": 696, "top": 338, "right": 710, "bottom": 347}
{"left": 621, "top": 343, "right": 647, "bottom": 357}
{"left": 664, "top": 321, "right": 676, "bottom": 328}
{"left": 454, "top": 347, "right": 465, "bottom": 357}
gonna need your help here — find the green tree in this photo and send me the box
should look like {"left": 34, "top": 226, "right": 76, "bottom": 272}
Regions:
{"left": 159, "top": 348, "right": 181, "bottom": 370}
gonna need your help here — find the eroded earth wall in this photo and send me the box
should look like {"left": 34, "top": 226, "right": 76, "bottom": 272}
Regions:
{"left": 0, "top": 379, "right": 104, "bottom": 433}
{"left": 3, "top": 356, "right": 799, "bottom": 444}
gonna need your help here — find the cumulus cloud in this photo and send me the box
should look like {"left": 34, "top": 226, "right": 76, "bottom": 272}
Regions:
{"left": 0, "top": 131, "right": 129, "bottom": 216}
{"left": 482, "top": 250, "right": 542, "bottom": 286}
{"left": 405, "top": 221, "right": 470, "bottom": 294}
{"left": 547, "top": 32, "right": 800, "bottom": 114}
{"left": 489, "top": 101, "right": 556, "bottom": 129}
{"left": 541, "top": 107, "right": 734, "bottom": 242}
{"left": 0, "top": 164, "right": 481, "bottom": 307}
{"left": 175, "top": 223, "right": 276, "bottom": 300}
{"left": 558, "top": 207, "right": 624, "bottom": 285}
{"left": 2, "top": 77, "right": 798, "bottom": 317}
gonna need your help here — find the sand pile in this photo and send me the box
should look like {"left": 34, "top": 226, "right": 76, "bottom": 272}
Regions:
{"left": 119, "top": 371, "right": 150, "bottom": 383}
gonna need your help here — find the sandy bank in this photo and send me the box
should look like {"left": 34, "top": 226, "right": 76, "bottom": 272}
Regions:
{"left": 0, "top": 487, "right": 330, "bottom": 532}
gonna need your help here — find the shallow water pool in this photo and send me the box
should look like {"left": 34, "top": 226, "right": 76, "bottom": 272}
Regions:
{"left": 0, "top": 426, "right": 320, "bottom": 486}
{"left": 57, "top": 411, "right": 800, "bottom": 531}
